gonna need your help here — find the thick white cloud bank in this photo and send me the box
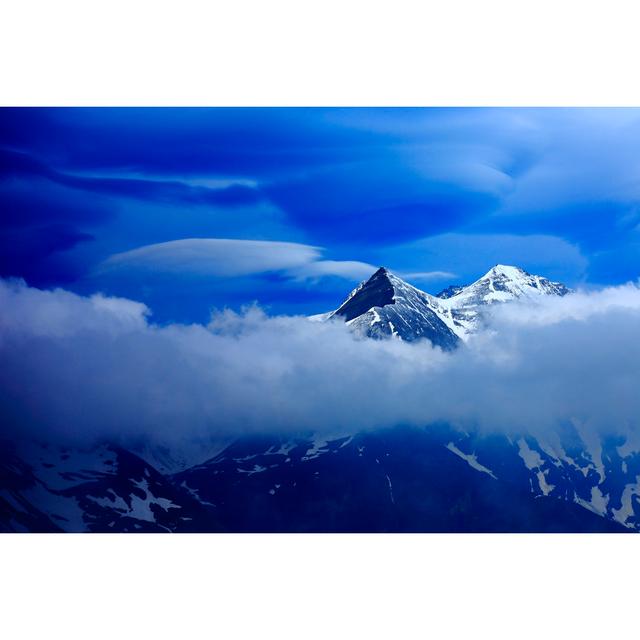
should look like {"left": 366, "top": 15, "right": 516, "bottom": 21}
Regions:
{"left": 1, "top": 277, "right": 640, "bottom": 448}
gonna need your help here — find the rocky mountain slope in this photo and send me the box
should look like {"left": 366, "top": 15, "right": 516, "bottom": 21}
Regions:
{"left": 2, "top": 425, "right": 635, "bottom": 532}
{"left": 328, "top": 267, "right": 460, "bottom": 349}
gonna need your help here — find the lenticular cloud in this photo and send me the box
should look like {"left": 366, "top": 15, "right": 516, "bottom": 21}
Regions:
{"left": 1, "top": 277, "right": 640, "bottom": 448}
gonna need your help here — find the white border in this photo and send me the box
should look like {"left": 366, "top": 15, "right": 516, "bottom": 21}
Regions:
{"left": 2, "top": 2, "right": 640, "bottom": 637}
{"left": 1, "top": 534, "right": 638, "bottom": 639}
{"left": 2, "top": 0, "right": 640, "bottom": 105}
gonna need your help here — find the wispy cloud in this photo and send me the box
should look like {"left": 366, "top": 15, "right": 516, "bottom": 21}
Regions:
{"left": 287, "top": 260, "right": 377, "bottom": 281}
{"left": 100, "top": 238, "right": 322, "bottom": 277}
{"left": 399, "top": 271, "right": 457, "bottom": 282}
{"left": 0, "top": 148, "right": 263, "bottom": 208}
{"left": 99, "top": 238, "right": 378, "bottom": 283}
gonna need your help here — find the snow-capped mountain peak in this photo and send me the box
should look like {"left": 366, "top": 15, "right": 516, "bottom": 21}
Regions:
{"left": 330, "top": 267, "right": 395, "bottom": 322}
{"left": 433, "top": 264, "right": 571, "bottom": 338}
{"left": 318, "top": 263, "right": 571, "bottom": 345}
{"left": 441, "top": 264, "right": 570, "bottom": 307}
{"left": 485, "top": 264, "right": 526, "bottom": 278}
{"left": 328, "top": 267, "right": 460, "bottom": 349}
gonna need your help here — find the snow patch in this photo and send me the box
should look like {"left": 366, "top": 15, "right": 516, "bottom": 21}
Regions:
{"left": 446, "top": 442, "right": 497, "bottom": 479}
{"left": 517, "top": 439, "right": 555, "bottom": 496}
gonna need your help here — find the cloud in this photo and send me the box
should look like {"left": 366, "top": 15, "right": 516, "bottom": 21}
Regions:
{"left": 287, "top": 259, "right": 378, "bottom": 281}
{"left": 398, "top": 271, "right": 457, "bottom": 282}
{"left": 497, "top": 109, "right": 640, "bottom": 216}
{"left": 0, "top": 108, "right": 374, "bottom": 177}
{"left": 0, "top": 280, "right": 149, "bottom": 338}
{"left": 488, "top": 281, "right": 640, "bottom": 326}
{"left": 0, "top": 224, "right": 94, "bottom": 286}
{"left": 99, "top": 238, "right": 378, "bottom": 283}
{"left": 379, "top": 233, "right": 588, "bottom": 287}
{"left": 100, "top": 238, "right": 321, "bottom": 277}
{"left": 2, "top": 278, "right": 640, "bottom": 452}
{"left": 0, "top": 148, "right": 264, "bottom": 208}
{"left": 5, "top": 108, "right": 640, "bottom": 297}
{"left": 265, "top": 160, "right": 499, "bottom": 245}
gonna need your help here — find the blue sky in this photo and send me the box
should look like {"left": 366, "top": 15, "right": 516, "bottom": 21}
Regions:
{"left": 2, "top": 107, "right": 640, "bottom": 323}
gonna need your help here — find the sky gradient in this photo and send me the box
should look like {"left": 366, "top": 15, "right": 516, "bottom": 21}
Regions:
{"left": 2, "top": 107, "right": 640, "bottom": 323}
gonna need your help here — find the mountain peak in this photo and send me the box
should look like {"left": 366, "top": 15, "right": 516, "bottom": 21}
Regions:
{"left": 329, "top": 267, "right": 460, "bottom": 349}
{"left": 331, "top": 267, "right": 398, "bottom": 322}
{"left": 319, "top": 263, "right": 569, "bottom": 347}
{"left": 442, "top": 264, "right": 570, "bottom": 315}
{"left": 372, "top": 266, "right": 390, "bottom": 276}
{"left": 484, "top": 264, "right": 527, "bottom": 279}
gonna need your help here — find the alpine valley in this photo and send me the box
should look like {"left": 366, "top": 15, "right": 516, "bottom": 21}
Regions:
{"left": 2, "top": 266, "right": 637, "bottom": 533}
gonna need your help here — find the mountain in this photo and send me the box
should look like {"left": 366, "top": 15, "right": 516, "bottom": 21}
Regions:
{"left": 322, "top": 264, "right": 571, "bottom": 343}
{"left": 434, "top": 284, "right": 465, "bottom": 299}
{"left": 437, "top": 264, "right": 570, "bottom": 304}
{"left": 326, "top": 267, "right": 460, "bottom": 349}
{"left": 433, "top": 264, "right": 571, "bottom": 338}
{"left": 171, "top": 427, "right": 629, "bottom": 532}
{"left": 0, "top": 441, "right": 222, "bottom": 532}
{"left": 4, "top": 263, "right": 632, "bottom": 534}
{"left": 3, "top": 426, "right": 635, "bottom": 532}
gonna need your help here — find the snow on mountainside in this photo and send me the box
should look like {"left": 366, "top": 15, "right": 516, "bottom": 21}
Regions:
{"left": 433, "top": 264, "right": 571, "bottom": 339}
{"left": 0, "top": 442, "right": 223, "bottom": 532}
{"left": 442, "top": 264, "right": 570, "bottom": 304}
{"left": 4, "top": 427, "right": 633, "bottom": 532}
{"left": 328, "top": 267, "right": 460, "bottom": 350}
{"left": 320, "top": 264, "right": 571, "bottom": 344}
